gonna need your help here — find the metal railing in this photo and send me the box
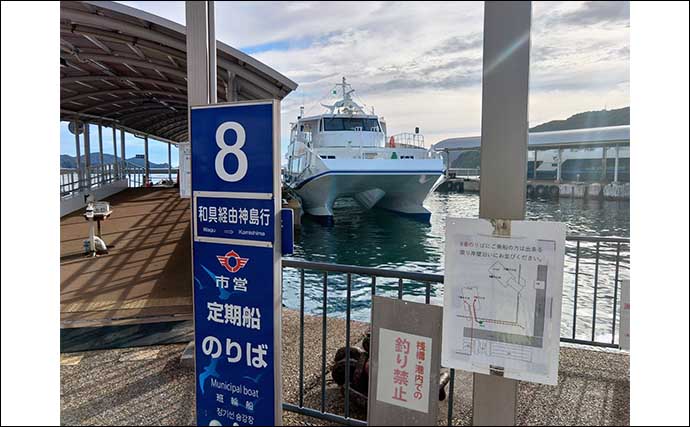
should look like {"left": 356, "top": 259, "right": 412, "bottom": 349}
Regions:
{"left": 389, "top": 132, "right": 425, "bottom": 149}
{"left": 280, "top": 234, "right": 629, "bottom": 425}
{"left": 60, "top": 162, "right": 179, "bottom": 198}
{"left": 60, "top": 164, "right": 124, "bottom": 197}
{"left": 446, "top": 167, "right": 481, "bottom": 179}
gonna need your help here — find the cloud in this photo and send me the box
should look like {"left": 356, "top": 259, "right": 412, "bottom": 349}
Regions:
{"left": 112, "top": 1, "right": 629, "bottom": 148}
{"left": 539, "top": 1, "right": 630, "bottom": 28}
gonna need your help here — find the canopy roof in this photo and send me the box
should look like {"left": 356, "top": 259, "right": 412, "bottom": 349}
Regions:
{"left": 433, "top": 125, "right": 630, "bottom": 151}
{"left": 60, "top": 1, "right": 297, "bottom": 143}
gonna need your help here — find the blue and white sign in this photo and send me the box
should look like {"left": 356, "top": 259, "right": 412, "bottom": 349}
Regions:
{"left": 191, "top": 100, "right": 282, "bottom": 426}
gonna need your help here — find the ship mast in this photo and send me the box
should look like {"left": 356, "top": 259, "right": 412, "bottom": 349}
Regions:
{"left": 321, "top": 77, "right": 365, "bottom": 115}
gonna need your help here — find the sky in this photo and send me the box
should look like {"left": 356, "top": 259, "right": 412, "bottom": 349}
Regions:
{"left": 60, "top": 123, "right": 179, "bottom": 166}
{"left": 61, "top": 1, "right": 629, "bottom": 158}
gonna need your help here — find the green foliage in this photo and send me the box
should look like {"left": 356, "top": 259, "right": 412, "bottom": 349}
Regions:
{"left": 529, "top": 107, "right": 629, "bottom": 133}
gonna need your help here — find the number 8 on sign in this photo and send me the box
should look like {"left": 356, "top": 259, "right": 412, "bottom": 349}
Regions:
{"left": 215, "top": 121, "right": 248, "bottom": 182}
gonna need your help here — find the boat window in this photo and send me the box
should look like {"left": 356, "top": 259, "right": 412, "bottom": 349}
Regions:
{"left": 323, "top": 118, "right": 381, "bottom": 132}
{"left": 364, "top": 118, "right": 380, "bottom": 131}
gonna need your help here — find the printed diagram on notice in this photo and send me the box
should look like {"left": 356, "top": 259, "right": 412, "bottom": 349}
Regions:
{"left": 442, "top": 218, "right": 566, "bottom": 386}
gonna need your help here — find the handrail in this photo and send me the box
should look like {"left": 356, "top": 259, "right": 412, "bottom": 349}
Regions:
{"left": 60, "top": 159, "right": 180, "bottom": 197}
{"left": 389, "top": 132, "right": 425, "bottom": 149}
{"left": 280, "top": 234, "right": 630, "bottom": 425}
{"left": 283, "top": 258, "right": 443, "bottom": 283}
{"left": 566, "top": 235, "right": 630, "bottom": 243}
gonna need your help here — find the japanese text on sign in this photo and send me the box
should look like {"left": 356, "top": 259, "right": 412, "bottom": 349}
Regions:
{"left": 376, "top": 328, "right": 432, "bottom": 413}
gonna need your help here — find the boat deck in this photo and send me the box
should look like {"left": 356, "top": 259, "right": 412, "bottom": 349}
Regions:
{"left": 60, "top": 188, "right": 193, "bottom": 328}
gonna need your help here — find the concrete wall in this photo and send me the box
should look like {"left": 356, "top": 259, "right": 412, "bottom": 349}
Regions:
{"left": 60, "top": 179, "right": 128, "bottom": 217}
{"left": 604, "top": 183, "right": 630, "bottom": 200}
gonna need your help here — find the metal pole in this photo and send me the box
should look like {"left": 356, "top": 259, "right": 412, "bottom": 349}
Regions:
{"left": 185, "top": 4, "right": 218, "bottom": 423}
{"left": 227, "top": 71, "right": 238, "bottom": 102}
{"left": 601, "top": 146, "right": 607, "bottom": 182}
{"left": 84, "top": 123, "right": 91, "bottom": 189}
{"left": 475, "top": 1, "right": 531, "bottom": 425}
{"left": 98, "top": 124, "right": 104, "bottom": 184}
{"left": 168, "top": 142, "right": 172, "bottom": 182}
{"left": 613, "top": 144, "right": 619, "bottom": 183}
{"left": 120, "top": 128, "right": 126, "bottom": 182}
{"left": 207, "top": 0, "right": 217, "bottom": 103}
{"left": 186, "top": 1, "right": 211, "bottom": 109}
{"left": 144, "top": 135, "right": 150, "bottom": 185}
{"left": 556, "top": 148, "right": 563, "bottom": 183}
{"left": 74, "top": 120, "right": 82, "bottom": 192}
{"left": 112, "top": 126, "right": 118, "bottom": 178}
{"left": 533, "top": 149, "right": 538, "bottom": 180}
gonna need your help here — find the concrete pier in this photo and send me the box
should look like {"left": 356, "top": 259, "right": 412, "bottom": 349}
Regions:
{"left": 437, "top": 178, "right": 629, "bottom": 201}
{"left": 559, "top": 183, "right": 587, "bottom": 199}
{"left": 587, "top": 182, "right": 604, "bottom": 199}
{"left": 604, "top": 183, "right": 630, "bottom": 200}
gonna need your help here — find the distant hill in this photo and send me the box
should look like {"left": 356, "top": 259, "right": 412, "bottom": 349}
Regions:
{"left": 449, "top": 106, "right": 630, "bottom": 169}
{"left": 529, "top": 107, "right": 629, "bottom": 133}
{"left": 60, "top": 153, "right": 170, "bottom": 169}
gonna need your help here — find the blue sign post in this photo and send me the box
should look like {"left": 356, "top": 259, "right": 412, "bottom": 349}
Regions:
{"left": 191, "top": 100, "right": 282, "bottom": 426}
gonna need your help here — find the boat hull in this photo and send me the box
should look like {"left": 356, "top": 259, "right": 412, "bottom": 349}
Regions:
{"left": 293, "top": 170, "right": 444, "bottom": 222}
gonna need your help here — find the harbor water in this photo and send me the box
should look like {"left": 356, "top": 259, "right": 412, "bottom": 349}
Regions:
{"left": 282, "top": 191, "right": 630, "bottom": 343}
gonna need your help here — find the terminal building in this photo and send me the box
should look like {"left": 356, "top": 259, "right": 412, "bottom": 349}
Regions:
{"left": 432, "top": 125, "right": 630, "bottom": 183}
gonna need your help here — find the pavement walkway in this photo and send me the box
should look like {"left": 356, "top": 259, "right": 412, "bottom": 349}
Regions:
{"left": 60, "top": 310, "right": 629, "bottom": 425}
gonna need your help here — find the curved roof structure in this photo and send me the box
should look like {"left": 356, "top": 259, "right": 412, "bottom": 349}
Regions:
{"left": 433, "top": 125, "right": 630, "bottom": 151}
{"left": 60, "top": 1, "right": 297, "bottom": 143}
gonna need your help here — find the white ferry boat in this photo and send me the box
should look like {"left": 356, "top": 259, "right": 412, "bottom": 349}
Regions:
{"left": 284, "top": 78, "right": 444, "bottom": 224}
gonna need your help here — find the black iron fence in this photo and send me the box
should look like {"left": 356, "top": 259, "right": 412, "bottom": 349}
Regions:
{"left": 279, "top": 234, "right": 630, "bottom": 425}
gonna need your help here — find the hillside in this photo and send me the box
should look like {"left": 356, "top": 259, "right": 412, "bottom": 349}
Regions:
{"left": 529, "top": 106, "right": 629, "bottom": 133}
{"left": 60, "top": 153, "right": 171, "bottom": 169}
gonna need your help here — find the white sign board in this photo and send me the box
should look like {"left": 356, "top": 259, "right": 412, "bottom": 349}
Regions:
{"left": 179, "top": 142, "right": 191, "bottom": 198}
{"left": 442, "top": 218, "right": 566, "bottom": 385}
{"left": 368, "top": 296, "right": 442, "bottom": 425}
{"left": 619, "top": 279, "right": 630, "bottom": 351}
{"left": 376, "top": 328, "right": 432, "bottom": 414}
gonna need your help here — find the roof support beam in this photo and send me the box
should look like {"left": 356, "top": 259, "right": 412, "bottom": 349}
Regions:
{"left": 61, "top": 24, "right": 187, "bottom": 65}
{"left": 145, "top": 116, "right": 188, "bottom": 134}
{"left": 61, "top": 109, "right": 182, "bottom": 145}
{"left": 158, "top": 122, "right": 188, "bottom": 138}
{"left": 82, "top": 34, "right": 112, "bottom": 54}
{"left": 126, "top": 42, "right": 146, "bottom": 59}
{"left": 78, "top": 97, "right": 186, "bottom": 114}
{"left": 218, "top": 57, "right": 281, "bottom": 98}
{"left": 169, "top": 128, "right": 188, "bottom": 141}
{"left": 63, "top": 89, "right": 186, "bottom": 104}
{"left": 116, "top": 108, "right": 181, "bottom": 123}
{"left": 128, "top": 112, "right": 185, "bottom": 131}
{"left": 61, "top": 9, "right": 187, "bottom": 51}
{"left": 61, "top": 75, "right": 187, "bottom": 92}
{"left": 75, "top": 53, "right": 187, "bottom": 79}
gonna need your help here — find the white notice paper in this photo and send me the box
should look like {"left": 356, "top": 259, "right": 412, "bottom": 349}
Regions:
{"left": 441, "top": 218, "right": 566, "bottom": 385}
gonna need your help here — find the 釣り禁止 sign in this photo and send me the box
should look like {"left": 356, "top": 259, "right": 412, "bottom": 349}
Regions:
{"left": 368, "top": 296, "right": 442, "bottom": 425}
{"left": 190, "top": 101, "right": 282, "bottom": 426}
